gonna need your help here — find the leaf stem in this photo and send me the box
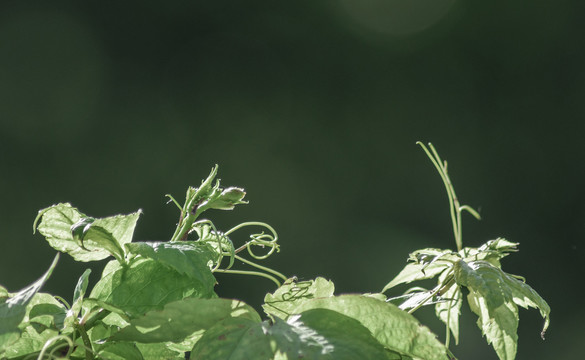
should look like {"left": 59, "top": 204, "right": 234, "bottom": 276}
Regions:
{"left": 75, "top": 323, "right": 93, "bottom": 360}
{"left": 233, "top": 254, "right": 288, "bottom": 282}
{"left": 215, "top": 269, "right": 282, "bottom": 287}
{"left": 417, "top": 142, "right": 481, "bottom": 252}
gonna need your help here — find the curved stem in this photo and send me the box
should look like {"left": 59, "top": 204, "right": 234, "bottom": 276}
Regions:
{"left": 234, "top": 254, "right": 288, "bottom": 282}
{"left": 225, "top": 221, "right": 277, "bottom": 238}
{"left": 417, "top": 142, "right": 464, "bottom": 251}
{"left": 37, "top": 336, "right": 73, "bottom": 360}
{"left": 215, "top": 269, "right": 282, "bottom": 287}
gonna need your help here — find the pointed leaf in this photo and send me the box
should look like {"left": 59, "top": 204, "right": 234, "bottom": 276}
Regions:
{"left": 263, "top": 277, "right": 335, "bottom": 319}
{"left": 64, "top": 269, "right": 92, "bottom": 329}
{"left": 382, "top": 262, "right": 450, "bottom": 293}
{"left": 112, "top": 298, "right": 261, "bottom": 343}
{"left": 125, "top": 241, "right": 216, "bottom": 290}
{"left": 0, "top": 254, "right": 59, "bottom": 353}
{"left": 35, "top": 203, "right": 141, "bottom": 262}
{"left": 454, "top": 260, "right": 550, "bottom": 360}
{"left": 292, "top": 295, "right": 448, "bottom": 360}
{"left": 435, "top": 271, "right": 462, "bottom": 345}
{"left": 27, "top": 293, "right": 67, "bottom": 330}
{"left": 462, "top": 238, "right": 519, "bottom": 267}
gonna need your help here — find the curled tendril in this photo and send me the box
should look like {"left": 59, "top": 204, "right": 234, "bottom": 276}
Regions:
{"left": 191, "top": 221, "right": 286, "bottom": 286}
{"left": 226, "top": 222, "right": 280, "bottom": 260}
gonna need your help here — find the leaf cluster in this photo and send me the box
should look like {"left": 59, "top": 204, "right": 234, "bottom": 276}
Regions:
{"left": 0, "top": 147, "right": 550, "bottom": 360}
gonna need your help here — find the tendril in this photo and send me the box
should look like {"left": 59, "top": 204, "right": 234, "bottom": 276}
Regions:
{"left": 226, "top": 222, "right": 279, "bottom": 260}
{"left": 194, "top": 221, "right": 284, "bottom": 286}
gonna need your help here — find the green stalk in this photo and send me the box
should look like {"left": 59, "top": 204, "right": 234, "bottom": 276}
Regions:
{"left": 234, "top": 254, "right": 288, "bottom": 282}
{"left": 215, "top": 268, "right": 282, "bottom": 287}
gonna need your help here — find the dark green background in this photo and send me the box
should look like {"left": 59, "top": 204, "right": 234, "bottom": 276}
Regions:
{"left": 0, "top": 1, "right": 583, "bottom": 358}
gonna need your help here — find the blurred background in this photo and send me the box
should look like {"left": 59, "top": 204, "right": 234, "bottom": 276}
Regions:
{"left": 0, "top": 0, "right": 583, "bottom": 358}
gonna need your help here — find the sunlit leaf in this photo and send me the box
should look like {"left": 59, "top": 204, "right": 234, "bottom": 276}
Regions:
{"left": 88, "top": 257, "right": 215, "bottom": 317}
{"left": 191, "top": 309, "right": 396, "bottom": 360}
{"left": 34, "top": 203, "right": 141, "bottom": 262}
{"left": 136, "top": 343, "right": 185, "bottom": 360}
{"left": 454, "top": 260, "right": 550, "bottom": 360}
{"left": 292, "top": 294, "right": 448, "bottom": 360}
{"left": 461, "top": 238, "right": 519, "bottom": 267}
{"left": 0, "top": 254, "right": 59, "bottom": 354}
{"left": 97, "top": 341, "right": 144, "bottom": 360}
{"left": 382, "top": 262, "right": 450, "bottom": 293}
{"left": 2, "top": 326, "right": 59, "bottom": 359}
{"left": 112, "top": 298, "right": 261, "bottom": 343}
{"left": 125, "top": 241, "right": 216, "bottom": 290}
{"left": 64, "top": 268, "right": 91, "bottom": 329}
{"left": 263, "top": 277, "right": 335, "bottom": 320}
{"left": 27, "top": 293, "right": 67, "bottom": 330}
{"left": 434, "top": 270, "right": 462, "bottom": 345}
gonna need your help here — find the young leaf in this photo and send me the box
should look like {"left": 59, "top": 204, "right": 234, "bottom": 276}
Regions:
{"left": 64, "top": 269, "right": 91, "bottom": 329}
{"left": 454, "top": 260, "right": 550, "bottom": 360}
{"left": 111, "top": 298, "right": 261, "bottom": 343}
{"left": 461, "top": 238, "right": 519, "bottom": 268}
{"left": 34, "top": 203, "right": 141, "bottom": 262}
{"left": 0, "top": 254, "right": 59, "bottom": 354}
{"left": 263, "top": 277, "right": 335, "bottom": 320}
{"left": 88, "top": 257, "right": 216, "bottom": 317}
{"left": 292, "top": 294, "right": 448, "bottom": 360}
{"left": 382, "top": 261, "right": 450, "bottom": 293}
{"left": 125, "top": 241, "right": 217, "bottom": 290}
{"left": 27, "top": 293, "right": 67, "bottom": 330}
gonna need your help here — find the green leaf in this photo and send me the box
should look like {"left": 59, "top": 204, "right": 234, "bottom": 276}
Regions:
{"left": 72, "top": 269, "right": 92, "bottom": 308}
{"left": 203, "top": 186, "right": 247, "bottom": 211}
{"left": 191, "top": 308, "right": 401, "bottom": 359}
{"left": 27, "top": 293, "right": 67, "bottom": 330}
{"left": 461, "top": 238, "right": 519, "bottom": 267}
{"left": 454, "top": 260, "right": 550, "bottom": 360}
{"left": 88, "top": 257, "right": 215, "bottom": 318}
{"left": 382, "top": 261, "right": 450, "bottom": 293}
{"left": 435, "top": 270, "right": 462, "bottom": 345}
{"left": 0, "top": 254, "right": 59, "bottom": 354}
{"left": 291, "top": 308, "right": 399, "bottom": 359}
{"left": 64, "top": 269, "right": 91, "bottom": 329}
{"left": 112, "top": 298, "right": 261, "bottom": 343}
{"left": 125, "top": 241, "right": 216, "bottom": 290}
{"left": 136, "top": 343, "right": 185, "bottom": 360}
{"left": 34, "top": 203, "right": 141, "bottom": 262}
{"left": 97, "top": 342, "right": 144, "bottom": 360}
{"left": 2, "top": 325, "right": 59, "bottom": 359}
{"left": 292, "top": 294, "right": 448, "bottom": 360}
{"left": 0, "top": 285, "right": 9, "bottom": 299}
{"left": 190, "top": 317, "right": 270, "bottom": 360}
{"left": 263, "top": 277, "right": 335, "bottom": 320}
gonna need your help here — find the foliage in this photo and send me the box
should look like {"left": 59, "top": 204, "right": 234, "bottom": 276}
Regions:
{"left": 0, "top": 144, "right": 549, "bottom": 359}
